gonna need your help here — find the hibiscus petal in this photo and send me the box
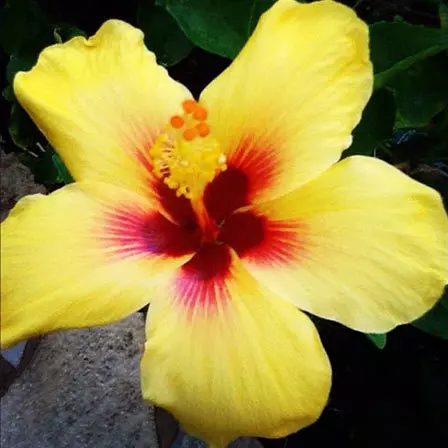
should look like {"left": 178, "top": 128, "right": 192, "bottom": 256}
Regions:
{"left": 13, "top": 20, "right": 192, "bottom": 198}
{"left": 223, "top": 156, "right": 448, "bottom": 333}
{"left": 141, "top": 245, "right": 331, "bottom": 447}
{"left": 200, "top": 0, "right": 372, "bottom": 206}
{"left": 0, "top": 183, "right": 197, "bottom": 349}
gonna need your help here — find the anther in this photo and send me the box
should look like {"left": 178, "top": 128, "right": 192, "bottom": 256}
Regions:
{"left": 196, "top": 122, "right": 210, "bottom": 137}
{"left": 182, "top": 99, "right": 198, "bottom": 114}
{"left": 150, "top": 101, "right": 226, "bottom": 199}
{"left": 192, "top": 106, "right": 207, "bottom": 121}
{"left": 170, "top": 115, "right": 184, "bottom": 129}
{"left": 183, "top": 128, "right": 198, "bottom": 141}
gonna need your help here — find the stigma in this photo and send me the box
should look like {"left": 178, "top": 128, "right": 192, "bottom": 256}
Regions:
{"left": 150, "top": 99, "right": 227, "bottom": 199}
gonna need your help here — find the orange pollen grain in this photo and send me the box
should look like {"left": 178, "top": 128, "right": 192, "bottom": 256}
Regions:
{"left": 196, "top": 122, "right": 210, "bottom": 137}
{"left": 182, "top": 99, "right": 198, "bottom": 114}
{"left": 170, "top": 115, "right": 185, "bottom": 129}
{"left": 183, "top": 127, "right": 198, "bottom": 141}
{"left": 192, "top": 106, "right": 208, "bottom": 121}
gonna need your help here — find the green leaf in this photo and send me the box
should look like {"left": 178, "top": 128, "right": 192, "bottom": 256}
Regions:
{"left": 440, "top": 3, "right": 448, "bottom": 29}
{"left": 53, "top": 24, "right": 86, "bottom": 43}
{"left": 17, "top": 149, "right": 58, "bottom": 185}
{"left": 3, "top": 85, "right": 14, "bottom": 102}
{"left": 8, "top": 100, "right": 72, "bottom": 184}
{"left": 9, "top": 102, "right": 37, "bottom": 150}
{"left": 138, "top": 2, "right": 193, "bottom": 66}
{"left": 6, "top": 55, "right": 35, "bottom": 84}
{"left": 389, "top": 54, "right": 448, "bottom": 128}
{"left": 0, "top": 0, "right": 53, "bottom": 57}
{"left": 157, "top": 0, "right": 275, "bottom": 59}
{"left": 442, "top": 293, "right": 448, "bottom": 312}
{"left": 412, "top": 290, "right": 448, "bottom": 340}
{"left": 371, "top": 22, "right": 448, "bottom": 89}
{"left": 51, "top": 153, "right": 74, "bottom": 184}
{"left": 344, "top": 88, "right": 396, "bottom": 156}
{"left": 365, "top": 333, "right": 387, "bottom": 349}
{"left": 15, "top": 146, "right": 71, "bottom": 186}
{"left": 245, "top": 0, "right": 279, "bottom": 35}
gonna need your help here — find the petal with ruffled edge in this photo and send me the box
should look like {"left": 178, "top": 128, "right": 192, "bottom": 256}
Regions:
{"left": 220, "top": 156, "right": 448, "bottom": 333}
{"left": 0, "top": 183, "right": 199, "bottom": 349}
{"left": 201, "top": 0, "right": 372, "bottom": 221}
{"left": 141, "top": 244, "right": 331, "bottom": 447}
{"left": 13, "top": 20, "right": 192, "bottom": 198}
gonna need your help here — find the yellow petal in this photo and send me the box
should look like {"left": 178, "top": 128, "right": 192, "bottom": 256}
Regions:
{"left": 141, "top": 245, "right": 331, "bottom": 447}
{"left": 200, "top": 0, "right": 373, "bottom": 206}
{"left": 0, "top": 183, "right": 198, "bottom": 349}
{"left": 220, "top": 156, "right": 448, "bottom": 333}
{"left": 13, "top": 20, "right": 192, "bottom": 198}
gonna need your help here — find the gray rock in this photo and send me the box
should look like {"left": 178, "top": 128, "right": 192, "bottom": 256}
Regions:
{"left": 0, "top": 146, "right": 46, "bottom": 221}
{"left": 0, "top": 316, "right": 158, "bottom": 448}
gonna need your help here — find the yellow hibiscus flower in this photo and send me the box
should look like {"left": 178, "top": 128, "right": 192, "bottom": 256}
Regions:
{"left": 1, "top": 0, "right": 447, "bottom": 446}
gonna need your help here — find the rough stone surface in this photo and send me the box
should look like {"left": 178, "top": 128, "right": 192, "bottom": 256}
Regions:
{"left": 0, "top": 316, "right": 157, "bottom": 448}
{"left": 0, "top": 147, "right": 46, "bottom": 221}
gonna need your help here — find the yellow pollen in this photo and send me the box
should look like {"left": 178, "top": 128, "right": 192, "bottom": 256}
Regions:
{"left": 150, "top": 100, "right": 227, "bottom": 199}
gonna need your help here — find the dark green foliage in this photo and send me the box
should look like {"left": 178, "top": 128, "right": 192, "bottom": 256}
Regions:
{"left": 413, "top": 292, "right": 448, "bottom": 340}
{"left": 366, "top": 332, "right": 387, "bottom": 349}
{"left": 345, "top": 89, "right": 396, "bottom": 157}
{"left": 138, "top": 2, "right": 194, "bottom": 66}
